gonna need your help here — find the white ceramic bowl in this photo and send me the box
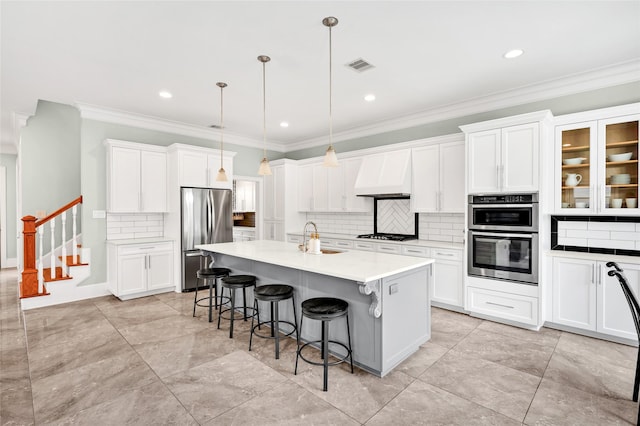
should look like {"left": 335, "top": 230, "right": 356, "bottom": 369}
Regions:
{"left": 575, "top": 202, "right": 588, "bottom": 208}
{"left": 608, "top": 152, "right": 633, "bottom": 162}
{"left": 563, "top": 157, "right": 586, "bottom": 165}
{"left": 611, "top": 174, "right": 631, "bottom": 184}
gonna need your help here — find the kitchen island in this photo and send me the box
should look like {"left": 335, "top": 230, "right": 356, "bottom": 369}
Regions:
{"left": 196, "top": 240, "right": 434, "bottom": 377}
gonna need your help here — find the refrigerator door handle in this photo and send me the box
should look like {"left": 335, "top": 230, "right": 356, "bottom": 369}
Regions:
{"left": 185, "top": 251, "right": 203, "bottom": 257}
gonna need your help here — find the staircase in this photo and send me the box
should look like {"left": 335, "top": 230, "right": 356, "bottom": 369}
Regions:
{"left": 20, "top": 196, "right": 109, "bottom": 310}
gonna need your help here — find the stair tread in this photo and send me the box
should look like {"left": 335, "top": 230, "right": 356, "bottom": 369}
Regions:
{"left": 58, "top": 255, "right": 88, "bottom": 266}
{"left": 43, "top": 266, "right": 73, "bottom": 283}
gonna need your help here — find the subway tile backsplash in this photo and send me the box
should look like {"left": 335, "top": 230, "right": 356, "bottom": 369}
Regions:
{"left": 305, "top": 212, "right": 464, "bottom": 243}
{"left": 106, "top": 213, "right": 164, "bottom": 240}
{"left": 552, "top": 216, "right": 640, "bottom": 256}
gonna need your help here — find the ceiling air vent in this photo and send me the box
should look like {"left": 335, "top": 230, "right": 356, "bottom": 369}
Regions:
{"left": 346, "top": 58, "right": 374, "bottom": 72}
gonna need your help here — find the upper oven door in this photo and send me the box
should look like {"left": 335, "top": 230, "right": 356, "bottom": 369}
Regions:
{"left": 468, "top": 203, "right": 538, "bottom": 232}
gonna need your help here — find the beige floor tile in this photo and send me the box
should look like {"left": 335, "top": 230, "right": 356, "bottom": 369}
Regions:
{"left": 430, "top": 307, "right": 483, "bottom": 348}
{"left": 395, "top": 341, "right": 449, "bottom": 378}
{"left": 420, "top": 349, "right": 541, "bottom": 422}
{"left": 95, "top": 295, "right": 181, "bottom": 328}
{"left": 25, "top": 316, "right": 117, "bottom": 351}
{"left": 525, "top": 376, "right": 637, "bottom": 425}
{"left": 27, "top": 327, "right": 131, "bottom": 381}
{"left": 208, "top": 380, "right": 359, "bottom": 425}
{"left": 0, "top": 377, "right": 34, "bottom": 426}
{"left": 45, "top": 380, "right": 198, "bottom": 426}
{"left": 291, "top": 358, "right": 414, "bottom": 424}
{"left": 117, "top": 313, "right": 210, "bottom": 346}
{"left": 454, "top": 328, "right": 554, "bottom": 377}
{"left": 31, "top": 349, "right": 157, "bottom": 424}
{"left": 163, "top": 350, "right": 288, "bottom": 424}
{"left": 133, "top": 327, "right": 242, "bottom": 378}
{"left": 366, "top": 379, "right": 520, "bottom": 425}
{"left": 477, "top": 320, "right": 562, "bottom": 348}
{"left": 555, "top": 331, "right": 636, "bottom": 368}
{"left": 246, "top": 331, "right": 300, "bottom": 378}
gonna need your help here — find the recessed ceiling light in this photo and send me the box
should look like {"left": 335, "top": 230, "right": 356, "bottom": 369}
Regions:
{"left": 503, "top": 49, "right": 524, "bottom": 59}
{"left": 364, "top": 94, "right": 376, "bottom": 102}
{"left": 158, "top": 90, "right": 172, "bottom": 99}
{"left": 280, "top": 122, "right": 289, "bottom": 128}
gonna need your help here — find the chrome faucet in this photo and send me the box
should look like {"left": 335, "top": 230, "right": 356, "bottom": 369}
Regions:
{"left": 302, "top": 221, "right": 318, "bottom": 253}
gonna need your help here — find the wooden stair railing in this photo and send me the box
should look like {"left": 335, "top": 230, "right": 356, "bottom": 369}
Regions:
{"left": 21, "top": 196, "right": 83, "bottom": 298}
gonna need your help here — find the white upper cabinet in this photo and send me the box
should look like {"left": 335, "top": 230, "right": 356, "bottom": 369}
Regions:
{"left": 106, "top": 140, "right": 168, "bottom": 213}
{"left": 233, "top": 180, "right": 255, "bottom": 212}
{"left": 411, "top": 141, "right": 465, "bottom": 213}
{"left": 298, "top": 157, "right": 372, "bottom": 213}
{"left": 462, "top": 111, "right": 551, "bottom": 194}
{"left": 555, "top": 104, "right": 640, "bottom": 214}
{"left": 178, "top": 150, "right": 234, "bottom": 190}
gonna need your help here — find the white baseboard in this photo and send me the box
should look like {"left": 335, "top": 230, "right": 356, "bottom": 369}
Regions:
{"left": 1, "top": 258, "right": 17, "bottom": 269}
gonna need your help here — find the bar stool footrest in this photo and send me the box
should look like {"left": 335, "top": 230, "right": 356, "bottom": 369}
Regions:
{"left": 194, "top": 295, "right": 230, "bottom": 309}
{"left": 297, "top": 340, "right": 352, "bottom": 367}
{"left": 250, "top": 320, "right": 297, "bottom": 340}
{"left": 218, "top": 306, "right": 258, "bottom": 321}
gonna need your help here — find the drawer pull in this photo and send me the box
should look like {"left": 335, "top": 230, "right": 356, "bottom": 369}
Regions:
{"left": 486, "top": 301, "right": 515, "bottom": 309}
{"left": 436, "top": 252, "right": 454, "bottom": 257}
{"left": 406, "top": 249, "right": 421, "bottom": 253}
{"left": 137, "top": 247, "right": 155, "bottom": 250}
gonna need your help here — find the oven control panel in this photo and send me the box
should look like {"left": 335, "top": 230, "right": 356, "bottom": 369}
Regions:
{"left": 469, "top": 193, "right": 538, "bottom": 204}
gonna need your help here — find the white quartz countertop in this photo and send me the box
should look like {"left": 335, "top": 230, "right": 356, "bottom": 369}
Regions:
{"left": 196, "top": 240, "right": 434, "bottom": 282}
{"left": 287, "top": 232, "right": 464, "bottom": 250}
{"left": 545, "top": 250, "right": 640, "bottom": 265}
{"left": 106, "top": 237, "right": 174, "bottom": 246}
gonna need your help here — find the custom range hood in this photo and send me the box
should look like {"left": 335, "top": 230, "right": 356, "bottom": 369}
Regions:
{"left": 354, "top": 149, "right": 412, "bottom": 197}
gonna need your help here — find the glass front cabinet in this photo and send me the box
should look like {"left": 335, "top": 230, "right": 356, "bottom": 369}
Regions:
{"left": 556, "top": 113, "right": 639, "bottom": 214}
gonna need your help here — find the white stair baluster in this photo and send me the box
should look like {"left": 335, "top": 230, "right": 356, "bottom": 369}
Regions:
{"left": 38, "top": 226, "right": 44, "bottom": 293}
{"left": 50, "top": 220, "right": 56, "bottom": 280}
{"left": 72, "top": 205, "right": 78, "bottom": 264}
{"left": 61, "top": 211, "right": 67, "bottom": 277}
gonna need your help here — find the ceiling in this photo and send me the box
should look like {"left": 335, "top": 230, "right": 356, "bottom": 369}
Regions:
{"left": 2, "top": 1, "right": 640, "bottom": 154}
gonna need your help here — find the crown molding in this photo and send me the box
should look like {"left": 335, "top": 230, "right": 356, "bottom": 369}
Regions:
{"left": 286, "top": 60, "right": 640, "bottom": 152}
{"left": 75, "top": 102, "right": 287, "bottom": 152}
{"left": 1, "top": 112, "right": 29, "bottom": 155}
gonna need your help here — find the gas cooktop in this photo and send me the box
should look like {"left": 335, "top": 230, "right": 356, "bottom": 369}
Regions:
{"left": 357, "top": 233, "right": 417, "bottom": 241}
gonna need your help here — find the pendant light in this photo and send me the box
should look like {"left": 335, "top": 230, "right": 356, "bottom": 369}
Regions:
{"left": 322, "top": 16, "right": 339, "bottom": 167}
{"left": 215, "top": 82, "right": 228, "bottom": 182}
{"left": 257, "top": 55, "right": 272, "bottom": 175}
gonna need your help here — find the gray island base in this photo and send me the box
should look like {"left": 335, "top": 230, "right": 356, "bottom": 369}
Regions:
{"left": 196, "top": 240, "right": 433, "bottom": 377}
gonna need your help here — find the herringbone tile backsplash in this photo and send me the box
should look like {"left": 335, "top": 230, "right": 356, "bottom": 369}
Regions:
{"left": 376, "top": 199, "right": 414, "bottom": 234}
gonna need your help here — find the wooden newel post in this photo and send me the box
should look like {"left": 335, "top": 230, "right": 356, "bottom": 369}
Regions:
{"left": 21, "top": 215, "right": 40, "bottom": 298}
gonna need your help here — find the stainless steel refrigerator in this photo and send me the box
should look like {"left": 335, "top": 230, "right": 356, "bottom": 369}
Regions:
{"left": 181, "top": 187, "right": 233, "bottom": 291}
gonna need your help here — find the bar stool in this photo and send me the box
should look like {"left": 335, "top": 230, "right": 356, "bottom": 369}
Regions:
{"left": 295, "top": 297, "right": 354, "bottom": 391}
{"left": 249, "top": 284, "right": 298, "bottom": 359}
{"left": 193, "top": 267, "right": 231, "bottom": 322}
{"left": 218, "top": 275, "right": 258, "bottom": 338}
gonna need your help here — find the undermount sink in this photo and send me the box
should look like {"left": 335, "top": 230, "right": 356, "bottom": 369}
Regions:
{"left": 298, "top": 244, "right": 344, "bottom": 254}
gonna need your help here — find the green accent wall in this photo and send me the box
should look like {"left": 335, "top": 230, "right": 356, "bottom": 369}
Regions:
{"left": 285, "top": 81, "right": 640, "bottom": 160}
{"left": 80, "top": 118, "right": 282, "bottom": 285}
{"left": 0, "top": 154, "right": 17, "bottom": 259}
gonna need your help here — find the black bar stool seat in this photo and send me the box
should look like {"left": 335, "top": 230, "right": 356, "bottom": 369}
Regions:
{"left": 249, "top": 284, "right": 298, "bottom": 359}
{"left": 295, "top": 297, "right": 354, "bottom": 391}
{"left": 193, "top": 267, "right": 231, "bottom": 322}
{"left": 218, "top": 275, "right": 258, "bottom": 338}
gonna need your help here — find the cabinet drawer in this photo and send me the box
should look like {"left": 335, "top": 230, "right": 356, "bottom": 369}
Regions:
{"left": 354, "top": 241, "right": 376, "bottom": 252}
{"left": 377, "top": 244, "right": 401, "bottom": 254}
{"left": 334, "top": 240, "right": 354, "bottom": 249}
{"left": 320, "top": 239, "right": 336, "bottom": 248}
{"left": 431, "top": 248, "right": 462, "bottom": 261}
{"left": 119, "top": 242, "right": 173, "bottom": 256}
{"left": 467, "top": 286, "right": 538, "bottom": 326}
{"left": 401, "top": 245, "right": 431, "bottom": 258}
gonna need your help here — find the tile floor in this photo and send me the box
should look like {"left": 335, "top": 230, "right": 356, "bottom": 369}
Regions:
{"left": 0, "top": 267, "right": 638, "bottom": 425}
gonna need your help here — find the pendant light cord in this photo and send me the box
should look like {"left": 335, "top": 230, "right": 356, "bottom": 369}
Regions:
{"left": 262, "top": 60, "right": 267, "bottom": 158}
{"left": 220, "top": 85, "right": 224, "bottom": 168}
{"left": 328, "top": 24, "right": 333, "bottom": 148}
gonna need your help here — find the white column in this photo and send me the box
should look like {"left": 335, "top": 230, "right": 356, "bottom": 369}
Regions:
{"left": 72, "top": 205, "right": 78, "bottom": 264}
{"left": 50, "top": 220, "right": 56, "bottom": 280}
{"left": 38, "top": 226, "right": 44, "bottom": 293}
{"left": 61, "top": 211, "right": 67, "bottom": 277}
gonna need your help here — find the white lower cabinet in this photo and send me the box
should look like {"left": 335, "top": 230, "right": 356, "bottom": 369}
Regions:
{"left": 551, "top": 257, "right": 639, "bottom": 341}
{"left": 108, "top": 241, "right": 174, "bottom": 300}
{"left": 467, "top": 286, "right": 539, "bottom": 326}
{"left": 431, "top": 249, "right": 463, "bottom": 308}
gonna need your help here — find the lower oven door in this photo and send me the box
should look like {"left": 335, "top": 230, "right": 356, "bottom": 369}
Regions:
{"left": 468, "top": 230, "right": 538, "bottom": 285}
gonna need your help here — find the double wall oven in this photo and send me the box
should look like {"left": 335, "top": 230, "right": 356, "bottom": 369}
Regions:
{"left": 468, "top": 193, "right": 539, "bottom": 285}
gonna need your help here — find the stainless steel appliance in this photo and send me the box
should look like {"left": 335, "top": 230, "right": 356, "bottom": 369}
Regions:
{"left": 357, "top": 233, "right": 417, "bottom": 241}
{"left": 468, "top": 193, "right": 539, "bottom": 285}
{"left": 181, "top": 187, "right": 233, "bottom": 291}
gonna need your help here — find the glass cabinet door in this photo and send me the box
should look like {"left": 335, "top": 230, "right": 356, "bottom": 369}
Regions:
{"left": 599, "top": 115, "right": 639, "bottom": 213}
{"left": 557, "top": 122, "right": 597, "bottom": 211}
